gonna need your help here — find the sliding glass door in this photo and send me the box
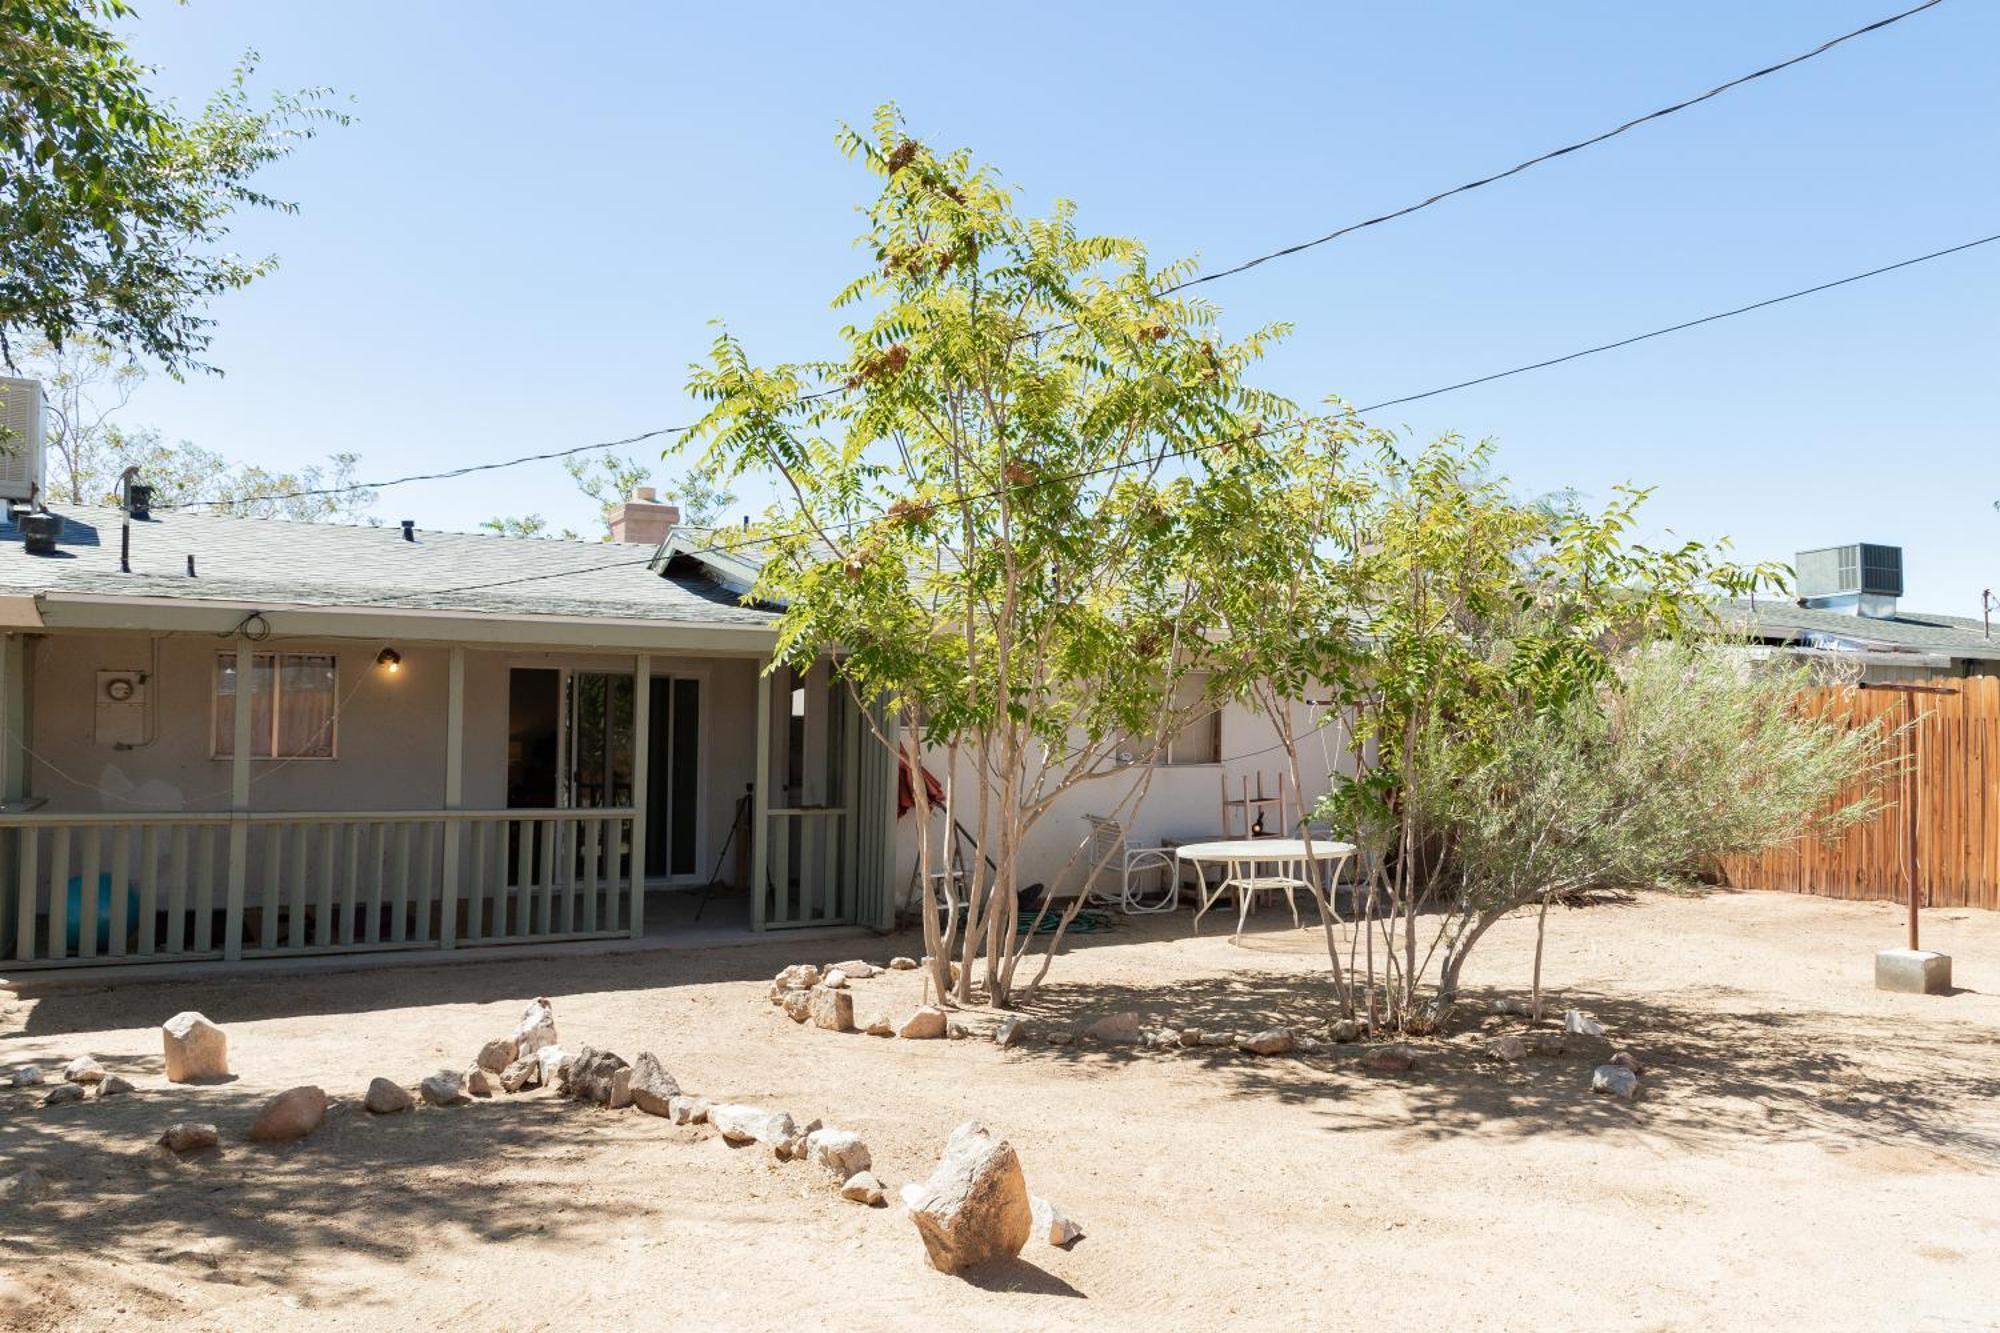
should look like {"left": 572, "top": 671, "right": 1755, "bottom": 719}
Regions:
{"left": 507, "top": 667, "right": 702, "bottom": 883}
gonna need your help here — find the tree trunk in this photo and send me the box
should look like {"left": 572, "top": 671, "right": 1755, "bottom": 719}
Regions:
{"left": 1530, "top": 893, "right": 1552, "bottom": 1021}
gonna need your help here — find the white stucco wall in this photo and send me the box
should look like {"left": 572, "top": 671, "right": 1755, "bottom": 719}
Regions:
{"left": 888, "top": 697, "right": 1356, "bottom": 906}
{"left": 23, "top": 633, "right": 761, "bottom": 886}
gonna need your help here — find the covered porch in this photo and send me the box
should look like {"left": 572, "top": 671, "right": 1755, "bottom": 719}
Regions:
{"left": 0, "top": 606, "right": 897, "bottom": 974}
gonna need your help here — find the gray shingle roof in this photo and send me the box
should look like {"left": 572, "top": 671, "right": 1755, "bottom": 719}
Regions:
{"left": 0, "top": 504, "right": 777, "bottom": 627}
{"left": 1721, "top": 597, "right": 2000, "bottom": 663}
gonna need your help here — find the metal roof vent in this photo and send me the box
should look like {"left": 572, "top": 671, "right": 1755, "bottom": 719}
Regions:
{"left": 1796, "top": 543, "right": 1902, "bottom": 618}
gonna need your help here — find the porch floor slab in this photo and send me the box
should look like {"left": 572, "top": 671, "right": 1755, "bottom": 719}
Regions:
{"left": 0, "top": 887, "right": 872, "bottom": 993}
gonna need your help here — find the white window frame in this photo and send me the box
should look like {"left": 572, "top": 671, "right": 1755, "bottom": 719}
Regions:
{"left": 211, "top": 651, "right": 340, "bottom": 761}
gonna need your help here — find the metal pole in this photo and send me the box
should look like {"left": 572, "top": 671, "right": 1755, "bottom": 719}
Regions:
{"left": 1903, "top": 691, "right": 1917, "bottom": 952}
{"left": 1857, "top": 680, "right": 1958, "bottom": 955}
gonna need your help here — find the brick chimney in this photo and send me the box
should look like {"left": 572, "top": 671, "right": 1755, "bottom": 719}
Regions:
{"left": 607, "top": 486, "right": 681, "bottom": 545}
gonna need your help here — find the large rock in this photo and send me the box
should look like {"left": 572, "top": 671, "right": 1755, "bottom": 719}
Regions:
{"left": 1238, "top": 1027, "right": 1296, "bottom": 1056}
{"left": 708, "top": 1103, "right": 797, "bottom": 1147}
{"left": 1529, "top": 1031, "right": 1566, "bottom": 1057}
{"left": 842, "top": 1170, "right": 887, "bottom": 1205}
{"left": 1591, "top": 1064, "right": 1639, "bottom": 1100}
{"left": 1083, "top": 1011, "right": 1140, "bottom": 1044}
{"left": 903, "top": 1121, "right": 1032, "bottom": 1274}
{"left": 419, "top": 1070, "right": 465, "bottom": 1107}
{"left": 777, "top": 1117, "right": 822, "bottom": 1163}
{"left": 862, "top": 1012, "right": 894, "bottom": 1037}
{"left": 1487, "top": 1035, "right": 1528, "bottom": 1063}
{"left": 534, "top": 1046, "right": 569, "bottom": 1086}
{"left": 1327, "top": 1019, "right": 1363, "bottom": 1044}
{"left": 780, "top": 989, "right": 814, "bottom": 1023}
{"left": 771, "top": 964, "right": 821, "bottom": 1000}
{"left": 512, "top": 998, "right": 559, "bottom": 1055}
{"left": 248, "top": 1086, "right": 327, "bottom": 1142}
{"left": 805, "top": 1128, "right": 872, "bottom": 1181}
{"left": 811, "top": 987, "right": 855, "bottom": 1033}
{"left": 476, "top": 1038, "right": 518, "bottom": 1074}
{"left": 465, "top": 1067, "right": 496, "bottom": 1098}
{"left": 1360, "top": 1043, "right": 1418, "bottom": 1073}
{"left": 828, "top": 960, "right": 879, "bottom": 979}
{"left": 1031, "top": 1195, "right": 1085, "bottom": 1247}
{"left": 667, "top": 1095, "right": 707, "bottom": 1125}
{"left": 99, "top": 1074, "right": 135, "bottom": 1096}
{"left": 821, "top": 969, "right": 850, "bottom": 989}
{"left": 158, "top": 1122, "right": 219, "bottom": 1154}
{"left": 499, "top": 1056, "right": 541, "bottom": 1093}
{"left": 364, "top": 1077, "right": 414, "bottom": 1114}
{"left": 161, "top": 1012, "right": 229, "bottom": 1083}
{"left": 1564, "top": 1010, "right": 1605, "bottom": 1038}
{"left": 559, "top": 1046, "right": 631, "bottom": 1106}
{"left": 43, "top": 1084, "right": 85, "bottom": 1107}
{"left": 62, "top": 1056, "right": 105, "bottom": 1085}
{"left": 896, "top": 1007, "right": 947, "bottom": 1040}
{"left": 627, "top": 1052, "right": 680, "bottom": 1117}
{"left": 9, "top": 1065, "right": 43, "bottom": 1087}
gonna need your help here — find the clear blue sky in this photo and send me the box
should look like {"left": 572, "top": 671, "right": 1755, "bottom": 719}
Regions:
{"left": 112, "top": 1, "right": 1995, "bottom": 611}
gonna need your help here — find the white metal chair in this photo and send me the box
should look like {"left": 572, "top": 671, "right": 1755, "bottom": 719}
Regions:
{"left": 1081, "top": 815, "right": 1181, "bottom": 914}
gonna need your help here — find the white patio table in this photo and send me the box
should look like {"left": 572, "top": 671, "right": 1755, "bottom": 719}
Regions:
{"left": 1175, "top": 837, "right": 1358, "bottom": 940}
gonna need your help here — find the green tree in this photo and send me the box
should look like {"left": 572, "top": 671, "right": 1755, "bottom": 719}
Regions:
{"left": 0, "top": 1, "right": 345, "bottom": 373}
{"left": 481, "top": 452, "right": 737, "bottom": 541}
{"left": 685, "top": 106, "right": 1290, "bottom": 1007}
{"left": 22, "top": 333, "right": 377, "bottom": 520}
{"left": 1407, "top": 642, "right": 1887, "bottom": 1018}
{"left": 1312, "top": 437, "right": 1812, "bottom": 1031}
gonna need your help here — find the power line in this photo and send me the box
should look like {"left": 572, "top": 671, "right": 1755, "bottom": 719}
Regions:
{"left": 1160, "top": 0, "right": 1948, "bottom": 296}
{"left": 158, "top": 1, "right": 1949, "bottom": 517}
{"left": 1357, "top": 230, "right": 2000, "bottom": 413}
{"left": 379, "top": 227, "right": 1998, "bottom": 604}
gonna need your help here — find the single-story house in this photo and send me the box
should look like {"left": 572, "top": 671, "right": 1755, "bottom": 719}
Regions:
{"left": 0, "top": 389, "right": 1335, "bottom": 975}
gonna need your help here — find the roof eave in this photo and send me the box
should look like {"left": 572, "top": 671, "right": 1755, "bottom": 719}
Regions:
{"left": 28, "top": 592, "right": 779, "bottom": 654}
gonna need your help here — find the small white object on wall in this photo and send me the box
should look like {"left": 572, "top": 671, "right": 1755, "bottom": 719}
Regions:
{"left": 94, "top": 670, "right": 148, "bottom": 747}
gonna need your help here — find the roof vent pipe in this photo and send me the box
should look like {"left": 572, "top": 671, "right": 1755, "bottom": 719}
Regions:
{"left": 20, "top": 510, "right": 61, "bottom": 555}
{"left": 400, "top": 520, "right": 415, "bottom": 543}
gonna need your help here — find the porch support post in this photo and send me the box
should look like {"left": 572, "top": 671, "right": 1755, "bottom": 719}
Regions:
{"left": 224, "top": 638, "right": 253, "bottom": 961}
{"left": 439, "top": 645, "right": 465, "bottom": 950}
{"left": 0, "top": 633, "right": 27, "bottom": 804}
{"left": 1, "top": 634, "right": 24, "bottom": 961}
{"left": 751, "top": 659, "right": 771, "bottom": 932}
{"left": 628, "top": 652, "right": 650, "bottom": 939}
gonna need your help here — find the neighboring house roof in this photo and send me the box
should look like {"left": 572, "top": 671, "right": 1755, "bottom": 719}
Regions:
{"left": 0, "top": 504, "right": 776, "bottom": 632}
{"left": 1720, "top": 597, "right": 2000, "bottom": 664}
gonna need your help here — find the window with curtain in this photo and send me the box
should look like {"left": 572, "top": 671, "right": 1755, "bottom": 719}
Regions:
{"left": 213, "top": 653, "right": 338, "bottom": 759}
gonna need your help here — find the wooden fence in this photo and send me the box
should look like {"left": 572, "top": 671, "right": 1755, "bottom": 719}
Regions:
{"left": 1716, "top": 674, "right": 2000, "bottom": 910}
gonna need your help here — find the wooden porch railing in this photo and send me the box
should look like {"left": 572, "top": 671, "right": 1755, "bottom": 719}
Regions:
{"left": 763, "top": 806, "right": 854, "bottom": 928}
{"left": 2, "top": 808, "right": 638, "bottom": 969}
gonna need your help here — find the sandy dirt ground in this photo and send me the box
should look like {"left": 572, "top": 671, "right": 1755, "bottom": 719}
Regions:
{"left": 1, "top": 888, "right": 1996, "bottom": 1332}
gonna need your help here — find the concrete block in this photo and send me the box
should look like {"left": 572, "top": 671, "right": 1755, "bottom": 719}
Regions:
{"left": 1874, "top": 948, "right": 1951, "bottom": 995}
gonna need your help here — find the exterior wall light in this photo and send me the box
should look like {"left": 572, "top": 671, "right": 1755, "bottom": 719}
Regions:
{"left": 376, "top": 647, "right": 402, "bottom": 674}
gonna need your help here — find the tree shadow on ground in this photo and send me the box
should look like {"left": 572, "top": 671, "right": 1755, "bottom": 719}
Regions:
{"left": 994, "top": 966, "right": 2000, "bottom": 1166}
{"left": 0, "top": 1079, "right": 702, "bottom": 1305}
